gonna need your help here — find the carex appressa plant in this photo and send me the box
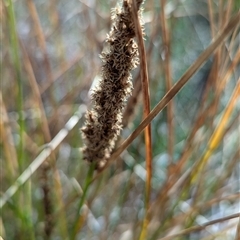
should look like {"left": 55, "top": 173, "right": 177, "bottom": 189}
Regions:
{"left": 81, "top": 0, "right": 144, "bottom": 169}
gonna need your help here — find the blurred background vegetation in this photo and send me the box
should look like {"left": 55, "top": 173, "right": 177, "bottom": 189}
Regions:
{"left": 1, "top": 0, "right": 240, "bottom": 239}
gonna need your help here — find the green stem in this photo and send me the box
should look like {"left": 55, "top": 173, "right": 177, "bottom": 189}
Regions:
{"left": 6, "top": 1, "right": 35, "bottom": 238}
{"left": 71, "top": 163, "right": 96, "bottom": 240}
{"left": 6, "top": 0, "right": 25, "bottom": 170}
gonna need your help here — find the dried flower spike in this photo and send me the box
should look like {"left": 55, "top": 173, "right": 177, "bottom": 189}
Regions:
{"left": 81, "top": 0, "right": 143, "bottom": 169}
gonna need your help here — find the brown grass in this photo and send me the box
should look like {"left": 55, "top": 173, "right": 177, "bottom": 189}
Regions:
{"left": 1, "top": 1, "right": 239, "bottom": 239}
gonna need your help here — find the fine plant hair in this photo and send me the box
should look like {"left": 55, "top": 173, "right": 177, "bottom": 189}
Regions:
{"left": 81, "top": 0, "right": 144, "bottom": 169}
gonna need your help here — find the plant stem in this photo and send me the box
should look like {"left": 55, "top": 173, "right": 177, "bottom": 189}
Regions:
{"left": 71, "top": 163, "right": 96, "bottom": 240}
{"left": 6, "top": 0, "right": 25, "bottom": 170}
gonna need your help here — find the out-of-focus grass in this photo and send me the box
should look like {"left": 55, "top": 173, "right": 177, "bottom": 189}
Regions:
{"left": 1, "top": 0, "right": 239, "bottom": 239}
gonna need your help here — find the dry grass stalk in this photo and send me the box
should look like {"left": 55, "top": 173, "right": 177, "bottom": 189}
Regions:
{"left": 20, "top": 40, "right": 52, "bottom": 143}
{"left": 25, "top": 1, "right": 58, "bottom": 236}
{"left": 158, "top": 212, "right": 240, "bottom": 240}
{"left": 81, "top": 0, "right": 143, "bottom": 169}
{"left": 160, "top": 0, "right": 174, "bottom": 164}
{"left": 27, "top": 0, "right": 54, "bottom": 86}
{"left": 122, "top": 11, "right": 160, "bottom": 128}
{"left": 131, "top": 0, "right": 152, "bottom": 238}
{"left": 190, "top": 78, "right": 240, "bottom": 181}
{"left": 93, "top": 11, "right": 240, "bottom": 178}
{"left": 165, "top": 47, "right": 240, "bottom": 187}
{"left": 0, "top": 105, "right": 85, "bottom": 208}
{"left": 207, "top": 0, "right": 215, "bottom": 38}
{"left": 0, "top": 91, "right": 18, "bottom": 178}
{"left": 3, "top": 1, "right": 239, "bottom": 238}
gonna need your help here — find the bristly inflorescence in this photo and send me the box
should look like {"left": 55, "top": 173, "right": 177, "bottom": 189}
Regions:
{"left": 81, "top": 0, "right": 144, "bottom": 169}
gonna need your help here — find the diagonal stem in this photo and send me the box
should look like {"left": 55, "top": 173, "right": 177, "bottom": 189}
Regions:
{"left": 93, "top": 12, "right": 240, "bottom": 179}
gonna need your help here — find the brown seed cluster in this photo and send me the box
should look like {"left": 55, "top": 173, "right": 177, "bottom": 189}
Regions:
{"left": 81, "top": 0, "right": 143, "bottom": 169}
